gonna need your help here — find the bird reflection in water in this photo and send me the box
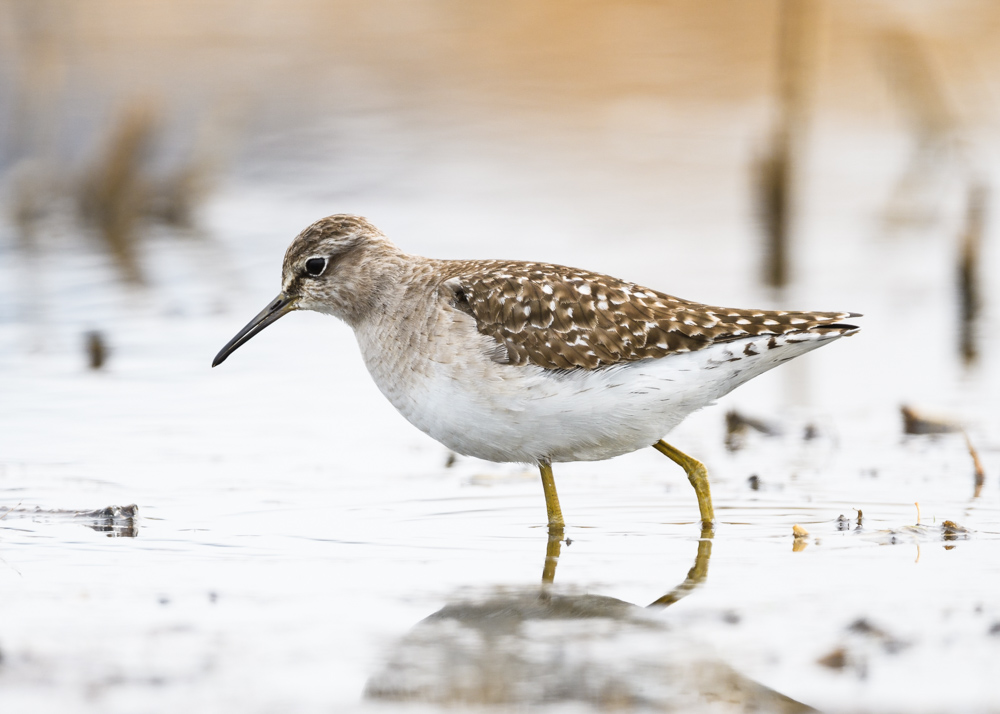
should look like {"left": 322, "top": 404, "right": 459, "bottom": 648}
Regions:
{"left": 366, "top": 525, "right": 814, "bottom": 712}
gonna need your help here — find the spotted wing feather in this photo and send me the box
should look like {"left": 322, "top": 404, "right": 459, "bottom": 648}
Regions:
{"left": 443, "top": 261, "right": 858, "bottom": 371}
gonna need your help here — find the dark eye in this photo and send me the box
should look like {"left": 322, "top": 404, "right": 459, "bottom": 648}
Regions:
{"left": 304, "top": 257, "right": 327, "bottom": 277}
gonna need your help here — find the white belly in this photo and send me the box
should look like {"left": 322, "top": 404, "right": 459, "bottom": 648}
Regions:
{"left": 354, "top": 308, "right": 840, "bottom": 465}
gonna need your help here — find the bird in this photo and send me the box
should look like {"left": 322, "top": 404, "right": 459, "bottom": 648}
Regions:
{"left": 213, "top": 214, "right": 859, "bottom": 533}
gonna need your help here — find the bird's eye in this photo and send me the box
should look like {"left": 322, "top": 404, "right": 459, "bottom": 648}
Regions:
{"left": 304, "top": 257, "right": 327, "bottom": 277}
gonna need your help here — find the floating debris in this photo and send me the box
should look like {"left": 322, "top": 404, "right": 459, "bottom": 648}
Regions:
{"left": 861, "top": 519, "right": 970, "bottom": 546}
{"left": 792, "top": 524, "right": 809, "bottom": 552}
{"left": 748, "top": 474, "right": 761, "bottom": 491}
{"left": 76, "top": 504, "right": 138, "bottom": 518}
{"left": 941, "top": 520, "right": 970, "bottom": 541}
{"left": 3, "top": 504, "right": 139, "bottom": 537}
{"left": 76, "top": 504, "right": 139, "bottom": 537}
{"left": 900, "top": 405, "right": 961, "bottom": 435}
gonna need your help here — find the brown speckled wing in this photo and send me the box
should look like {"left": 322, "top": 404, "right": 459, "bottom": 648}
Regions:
{"left": 442, "top": 261, "right": 858, "bottom": 370}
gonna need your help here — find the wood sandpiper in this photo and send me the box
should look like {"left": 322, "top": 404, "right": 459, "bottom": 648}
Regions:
{"left": 213, "top": 215, "right": 859, "bottom": 532}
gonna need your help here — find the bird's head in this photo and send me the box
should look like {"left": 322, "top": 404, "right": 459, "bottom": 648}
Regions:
{"left": 212, "top": 214, "right": 401, "bottom": 367}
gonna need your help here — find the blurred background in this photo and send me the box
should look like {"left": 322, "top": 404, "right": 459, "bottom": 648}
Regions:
{"left": 2, "top": 2, "right": 1000, "bottom": 713}
{"left": 2, "top": 0, "right": 998, "bottom": 397}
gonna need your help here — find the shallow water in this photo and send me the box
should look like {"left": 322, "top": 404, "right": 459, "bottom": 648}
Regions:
{"left": 3, "top": 86, "right": 1000, "bottom": 713}
{"left": 1, "top": 420, "right": 998, "bottom": 713}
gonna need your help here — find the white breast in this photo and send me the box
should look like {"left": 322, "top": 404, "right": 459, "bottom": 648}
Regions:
{"left": 353, "top": 301, "right": 844, "bottom": 465}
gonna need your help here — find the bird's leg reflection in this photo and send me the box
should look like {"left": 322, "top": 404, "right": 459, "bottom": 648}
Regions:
{"left": 647, "top": 524, "right": 714, "bottom": 609}
{"left": 537, "top": 521, "right": 713, "bottom": 608}
{"left": 541, "top": 526, "right": 564, "bottom": 585}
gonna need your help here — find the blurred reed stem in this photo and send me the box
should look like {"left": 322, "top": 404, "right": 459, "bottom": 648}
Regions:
{"left": 77, "top": 101, "right": 158, "bottom": 284}
{"left": 958, "top": 181, "right": 987, "bottom": 365}
{"left": 759, "top": 0, "right": 818, "bottom": 289}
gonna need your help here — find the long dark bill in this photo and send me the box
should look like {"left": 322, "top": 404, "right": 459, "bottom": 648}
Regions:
{"left": 212, "top": 293, "right": 299, "bottom": 367}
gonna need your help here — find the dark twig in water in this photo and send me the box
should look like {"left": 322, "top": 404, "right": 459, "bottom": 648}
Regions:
{"left": 965, "top": 434, "right": 986, "bottom": 499}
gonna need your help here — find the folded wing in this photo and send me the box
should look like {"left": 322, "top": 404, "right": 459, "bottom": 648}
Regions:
{"left": 442, "top": 260, "right": 859, "bottom": 371}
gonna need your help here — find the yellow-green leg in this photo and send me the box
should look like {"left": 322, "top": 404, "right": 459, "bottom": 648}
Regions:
{"left": 653, "top": 440, "right": 715, "bottom": 528}
{"left": 538, "top": 459, "right": 565, "bottom": 530}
